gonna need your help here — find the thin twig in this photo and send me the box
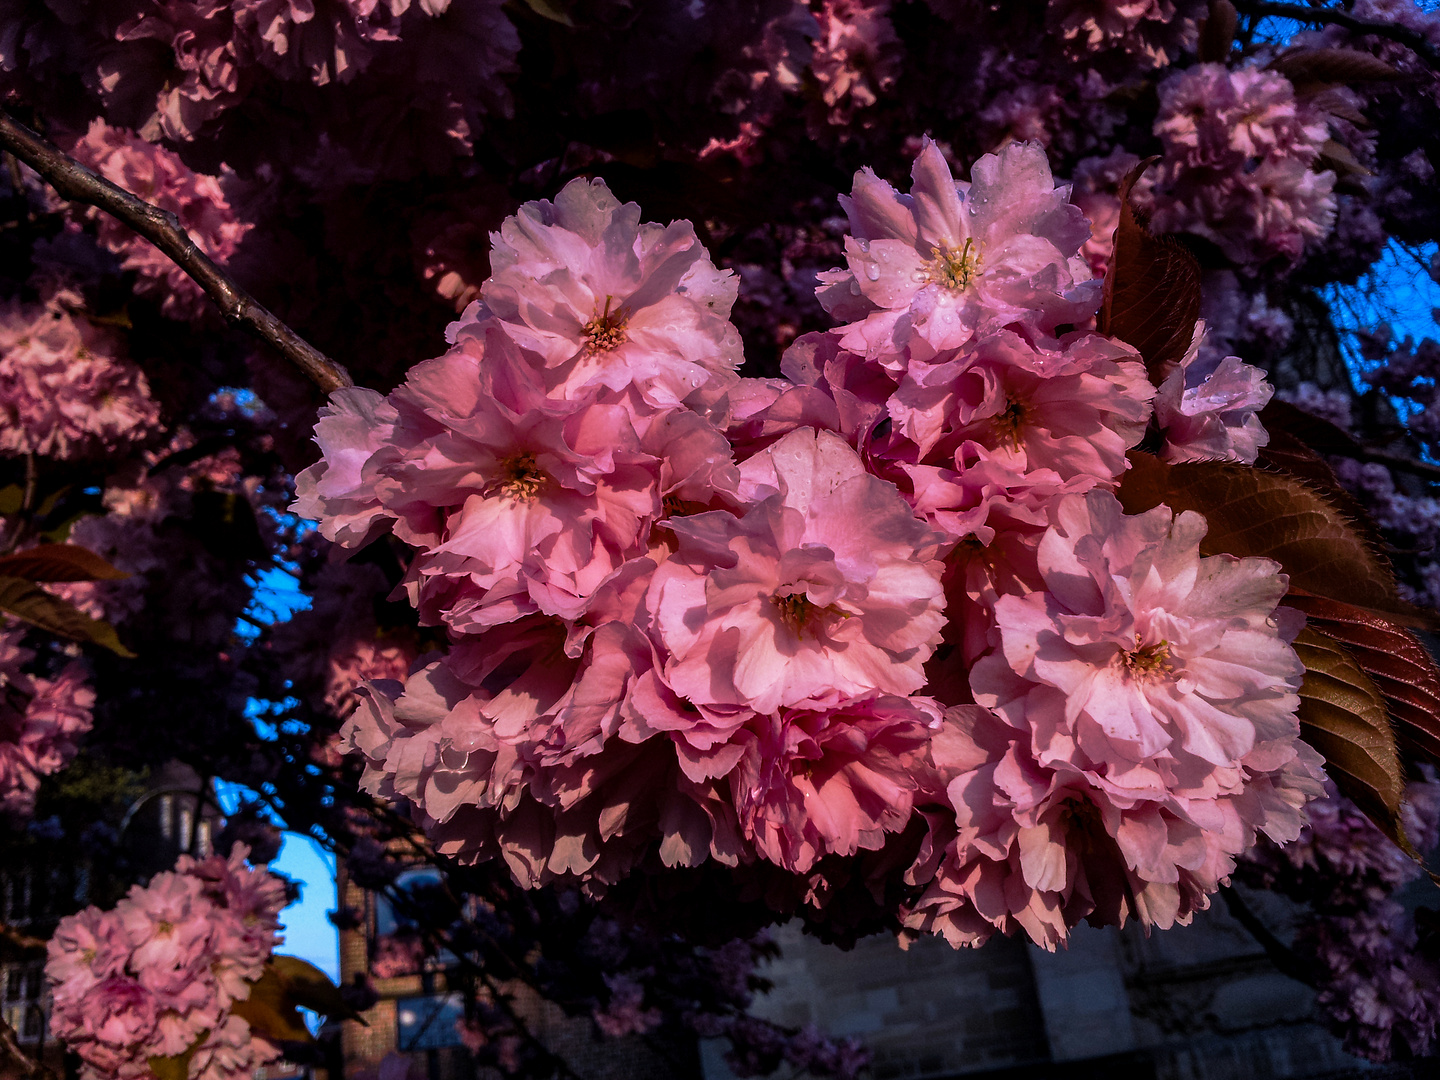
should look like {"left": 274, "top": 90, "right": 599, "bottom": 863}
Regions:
{"left": 1358, "top": 447, "right": 1440, "bottom": 483}
{"left": 1219, "top": 885, "right": 1316, "bottom": 987}
{"left": 0, "top": 109, "right": 353, "bottom": 395}
{"left": 0, "top": 1015, "right": 54, "bottom": 1080}
{"left": 1231, "top": 0, "right": 1440, "bottom": 67}
{"left": 0, "top": 922, "right": 45, "bottom": 953}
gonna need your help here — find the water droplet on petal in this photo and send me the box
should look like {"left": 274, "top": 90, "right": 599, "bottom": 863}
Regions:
{"left": 864, "top": 264, "right": 881, "bottom": 281}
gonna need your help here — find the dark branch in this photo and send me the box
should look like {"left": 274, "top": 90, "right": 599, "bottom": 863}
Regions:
{"left": 1219, "top": 885, "right": 1317, "bottom": 987}
{"left": 0, "top": 1016, "right": 54, "bottom": 1080}
{"left": 0, "top": 921, "right": 45, "bottom": 954}
{"left": 1231, "top": 0, "right": 1440, "bottom": 68}
{"left": 1359, "top": 447, "right": 1440, "bottom": 483}
{"left": 0, "top": 109, "right": 353, "bottom": 395}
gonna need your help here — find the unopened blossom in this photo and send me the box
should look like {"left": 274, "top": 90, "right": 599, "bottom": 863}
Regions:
{"left": 467, "top": 175, "right": 745, "bottom": 406}
{"left": 0, "top": 293, "right": 160, "bottom": 459}
{"left": 649, "top": 427, "right": 946, "bottom": 714}
{"left": 1155, "top": 322, "right": 1273, "bottom": 463}
{"left": 47, "top": 846, "right": 287, "bottom": 1080}
{"left": 68, "top": 121, "right": 251, "bottom": 321}
{"left": 816, "top": 138, "right": 1098, "bottom": 362}
{"left": 905, "top": 491, "right": 1325, "bottom": 948}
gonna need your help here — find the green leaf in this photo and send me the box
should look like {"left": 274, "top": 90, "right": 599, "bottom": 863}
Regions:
{"left": 148, "top": 1034, "right": 205, "bottom": 1080}
{"left": 0, "top": 576, "right": 135, "bottom": 656}
{"left": 271, "top": 954, "right": 363, "bottom": 1022}
{"left": 1118, "top": 451, "right": 1431, "bottom": 627}
{"left": 521, "top": 0, "right": 573, "bottom": 24}
{"left": 231, "top": 968, "right": 313, "bottom": 1044}
{"left": 1268, "top": 46, "right": 1401, "bottom": 96}
{"left": 1293, "top": 626, "right": 1416, "bottom": 856}
{"left": 0, "top": 543, "right": 127, "bottom": 582}
{"left": 1098, "top": 160, "right": 1203, "bottom": 383}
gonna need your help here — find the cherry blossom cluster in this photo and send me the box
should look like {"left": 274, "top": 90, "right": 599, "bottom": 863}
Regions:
{"left": 64, "top": 120, "right": 251, "bottom": 322}
{"left": 1142, "top": 62, "right": 1338, "bottom": 270}
{"left": 0, "top": 288, "right": 160, "bottom": 459}
{"left": 45, "top": 845, "right": 288, "bottom": 1080}
{"left": 1043, "top": 0, "right": 1204, "bottom": 66}
{"left": 0, "top": 628, "right": 93, "bottom": 817}
{"left": 296, "top": 139, "right": 1322, "bottom": 950}
{"left": 1239, "top": 776, "right": 1440, "bottom": 1059}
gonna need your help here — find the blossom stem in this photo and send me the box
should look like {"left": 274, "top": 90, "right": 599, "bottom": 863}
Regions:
{"left": 1231, "top": 0, "right": 1440, "bottom": 67}
{"left": 0, "top": 109, "right": 354, "bottom": 395}
{"left": 1219, "top": 884, "right": 1316, "bottom": 986}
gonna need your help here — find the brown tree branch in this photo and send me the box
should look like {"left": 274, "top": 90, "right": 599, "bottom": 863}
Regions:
{"left": 0, "top": 109, "right": 353, "bottom": 395}
{"left": 0, "top": 1016, "right": 54, "bottom": 1080}
{"left": 1359, "top": 447, "right": 1440, "bottom": 483}
{"left": 1232, "top": 0, "right": 1440, "bottom": 68}
{"left": 0, "top": 922, "right": 46, "bottom": 954}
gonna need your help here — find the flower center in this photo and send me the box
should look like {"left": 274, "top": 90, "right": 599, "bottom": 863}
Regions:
{"left": 582, "top": 296, "right": 629, "bottom": 353}
{"left": 991, "top": 399, "right": 1026, "bottom": 446}
{"left": 495, "top": 451, "right": 546, "bottom": 501}
{"left": 925, "top": 237, "right": 981, "bottom": 292}
{"left": 1121, "top": 634, "right": 1172, "bottom": 677}
{"left": 772, "top": 591, "right": 845, "bottom": 635}
{"left": 773, "top": 593, "right": 816, "bottom": 631}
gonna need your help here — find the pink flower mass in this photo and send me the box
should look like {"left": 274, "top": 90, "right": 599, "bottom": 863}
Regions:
{"left": 46, "top": 847, "right": 288, "bottom": 1080}
{"left": 298, "top": 137, "right": 1322, "bottom": 951}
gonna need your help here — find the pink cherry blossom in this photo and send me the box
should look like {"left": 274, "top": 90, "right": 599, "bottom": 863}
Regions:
{"left": 649, "top": 427, "right": 946, "bottom": 715}
{"left": 233, "top": 0, "right": 409, "bottom": 86}
{"left": 67, "top": 121, "right": 252, "bottom": 321}
{"left": 884, "top": 328, "right": 1154, "bottom": 484}
{"left": 0, "top": 291, "right": 160, "bottom": 459}
{"left": 296, "top": 324, "right": 738, "bottom": 632}
{"left": 47, "top": 847, "right": 287, "bottom": 1080}
{"left": 1155, "top": 323, "right": 1274, "bottom": 463}
{"left": 808, "top": 0, "right": 903, "bottom": 130}
{"left": 903, "top": 491, "right": 1325, "bottom": 949}
{"left": 107, "top": 1, "right": 245, "bottom": 142}
{"left": 729, "top": 694, "right": 940, "bottom": 872}
{"left": 1143, "top": 63, "right": 1337, "bottom": 268}
{"left": 466, "top": 175, "right": 744, "bottom": 407}
{"left": 816, "top": 139, "right": 1099, "bottom": 361}
{"left": 0, "top": 629, "right": 94, "bottom": 817}
{"left": 291, "top": 386, "right": 401, "bottom": 548}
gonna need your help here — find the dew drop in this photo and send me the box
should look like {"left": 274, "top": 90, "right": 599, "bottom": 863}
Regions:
{"left": 864, "top": 263, "right": 881, "bottom": 281}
